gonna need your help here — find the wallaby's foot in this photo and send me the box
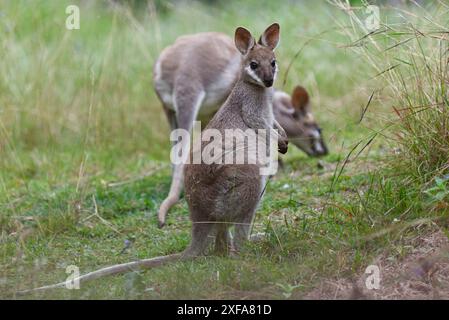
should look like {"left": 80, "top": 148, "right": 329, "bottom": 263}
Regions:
{"left": 228, "top": 233, "right": 264, "bottom": 256}
{"left": 228, "top": 248, "right": 239, "bottom": 258}
{"left": 213, "top": 239, "right": 228, "bottom": 256}
{"left": 214, "top": 225, "right": 233, "bottom": 256}
{"left": 214, "top": 246, "right": 232, "bottom": 257}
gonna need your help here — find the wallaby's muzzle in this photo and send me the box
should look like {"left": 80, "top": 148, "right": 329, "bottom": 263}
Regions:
{"left": 290, "top": 134, "right": 329, "bottom": 158}
{"left": 263, "top": 78, "right": 274, "bottom": 87}
{"left": 311, "top": 138, "right": 328, "bottom": 157}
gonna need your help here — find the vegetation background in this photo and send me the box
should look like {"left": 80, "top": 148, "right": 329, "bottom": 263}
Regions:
{"left": 0, "top": 0, "right": 448, "bottom": 299}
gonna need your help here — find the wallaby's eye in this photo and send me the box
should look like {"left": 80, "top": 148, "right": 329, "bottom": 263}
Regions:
{"left": 250, "top": 62, "right": 258, "bottom": 70}
{"left": 271, "top": 60, "right": 276, "bottom": 68}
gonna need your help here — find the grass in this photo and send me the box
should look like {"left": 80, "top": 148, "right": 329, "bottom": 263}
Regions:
{"left": 1, "top": 0, "right": 448, "bottom": 299}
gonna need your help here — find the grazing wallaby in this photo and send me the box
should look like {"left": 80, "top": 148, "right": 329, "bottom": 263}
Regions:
{"left": 18, "top": 24, "right": 283, "bottom": 294}
{"left": 154, "top": 32, "right": 327, "bottom": 228}
{"left": 273, "top": 86, "right": 328, "bottom": 156}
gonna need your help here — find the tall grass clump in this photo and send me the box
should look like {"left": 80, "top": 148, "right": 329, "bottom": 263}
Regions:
{"left": 332, "top": 1, "right": 449, "bottom": 206}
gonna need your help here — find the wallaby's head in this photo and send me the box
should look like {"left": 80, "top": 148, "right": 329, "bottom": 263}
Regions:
{"left": 234, "top": 23, "right": 280, "bottom": 88}
{"left": 275, "top": 86, "right": 328, "bottom": 157}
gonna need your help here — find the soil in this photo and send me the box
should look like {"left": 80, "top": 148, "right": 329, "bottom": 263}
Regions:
{"left": 305, "top": 231, "right": 449, "bottom": 299}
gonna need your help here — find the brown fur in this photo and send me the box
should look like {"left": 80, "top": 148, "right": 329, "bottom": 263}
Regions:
{"left": 184, "top": 23, "right": 282, "bottom": 253}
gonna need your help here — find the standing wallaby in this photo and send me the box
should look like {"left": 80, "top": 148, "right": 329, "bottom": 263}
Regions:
{"left": 18, "top": 24, "right": 283, "bottom": 295}
{"left": 183, "top": 23, "right": 283, "bottom": 254}
{"left": 154, "top": 32, "right": 327, "bottom": 228}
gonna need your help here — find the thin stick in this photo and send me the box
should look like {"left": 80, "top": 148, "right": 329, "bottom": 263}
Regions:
{"left": 17, "top": 253, "right": 183, "bottom": 295}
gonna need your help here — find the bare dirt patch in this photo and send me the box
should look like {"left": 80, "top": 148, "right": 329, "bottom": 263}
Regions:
{"left": 305, "top": 230, "right": 449, "bottom": 299}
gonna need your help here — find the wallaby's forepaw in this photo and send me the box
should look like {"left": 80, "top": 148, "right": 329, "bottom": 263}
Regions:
{"left": 158, "top": 220, "right": 165, "bottom": 229}
{"left": 278, "top": 139, "right": 288, "bottom": 154}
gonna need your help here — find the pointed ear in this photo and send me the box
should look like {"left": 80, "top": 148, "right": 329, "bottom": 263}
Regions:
{"left": 235, "top": 27, "right": 255, "bottom": 55}
{"left": 258, "top": 23, "right": 280, "bottom": 50}
{"left": 291, "top": 86, "right": 310, "bottom": 112}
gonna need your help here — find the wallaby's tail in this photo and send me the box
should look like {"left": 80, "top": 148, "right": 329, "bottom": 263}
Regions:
{"left": 17, "top": 253, "right": 183, "bottom": 295}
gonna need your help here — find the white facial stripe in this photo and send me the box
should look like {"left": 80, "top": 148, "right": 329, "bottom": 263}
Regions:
{"left": 245, "top": 65, "right": 263, "bottom": 85}
{"left": 273, "top": 64, "right": 278, "bottom": 81}
{"left": 311, "top": 129, "right": 321, "bottom": 139}
{"left": 314, "top": 141, "right": 324, "bottom": 154}
{"left": 311, "top": 128, "right": 324, "bottom": 154}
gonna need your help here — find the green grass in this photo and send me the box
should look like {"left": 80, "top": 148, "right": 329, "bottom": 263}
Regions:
{"left": 1, "top": 0, "right": 448, "bottom": 299}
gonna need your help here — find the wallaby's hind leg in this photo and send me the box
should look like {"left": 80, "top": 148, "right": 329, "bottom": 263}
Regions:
{"left": 158, "top": 85, "right": 205, "bottom": 228}
{"left": 233, "top": 211, "right": 257, "bottom": 252}
{"left": 214, "top": 223, "right": 232, "bottom": 255}
{"left": 163, "top": 106, "right": 177, "bottom": 133}
{"left": 182, "top": 222, "right": 214, "bottom": 257}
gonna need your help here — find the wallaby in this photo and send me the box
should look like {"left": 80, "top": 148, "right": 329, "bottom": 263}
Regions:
{"left": 184, "top": 23, "right": 284, "bottom": 255}
{"left": 154, "top": 32, "right": 327, "bottom": 228}
{"left": 273, "top": 86, "right": 328, "bottom": 156}
{"left": 18, "top": 24, "right": 284, "bottom": 295}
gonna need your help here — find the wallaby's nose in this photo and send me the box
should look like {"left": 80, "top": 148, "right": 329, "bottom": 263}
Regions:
{"left": 263, "top": 79, "right": 274, "bottom": 87}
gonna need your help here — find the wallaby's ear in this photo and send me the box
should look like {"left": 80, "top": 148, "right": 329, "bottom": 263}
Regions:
{"left": 235, "top": 27, "right": 255, "bottom": 55}
{"left": 258, "top": 23, "right": 280, "bottom": 50}
{"left": 291, "top": 86, "right": 310, "bottom": 112}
